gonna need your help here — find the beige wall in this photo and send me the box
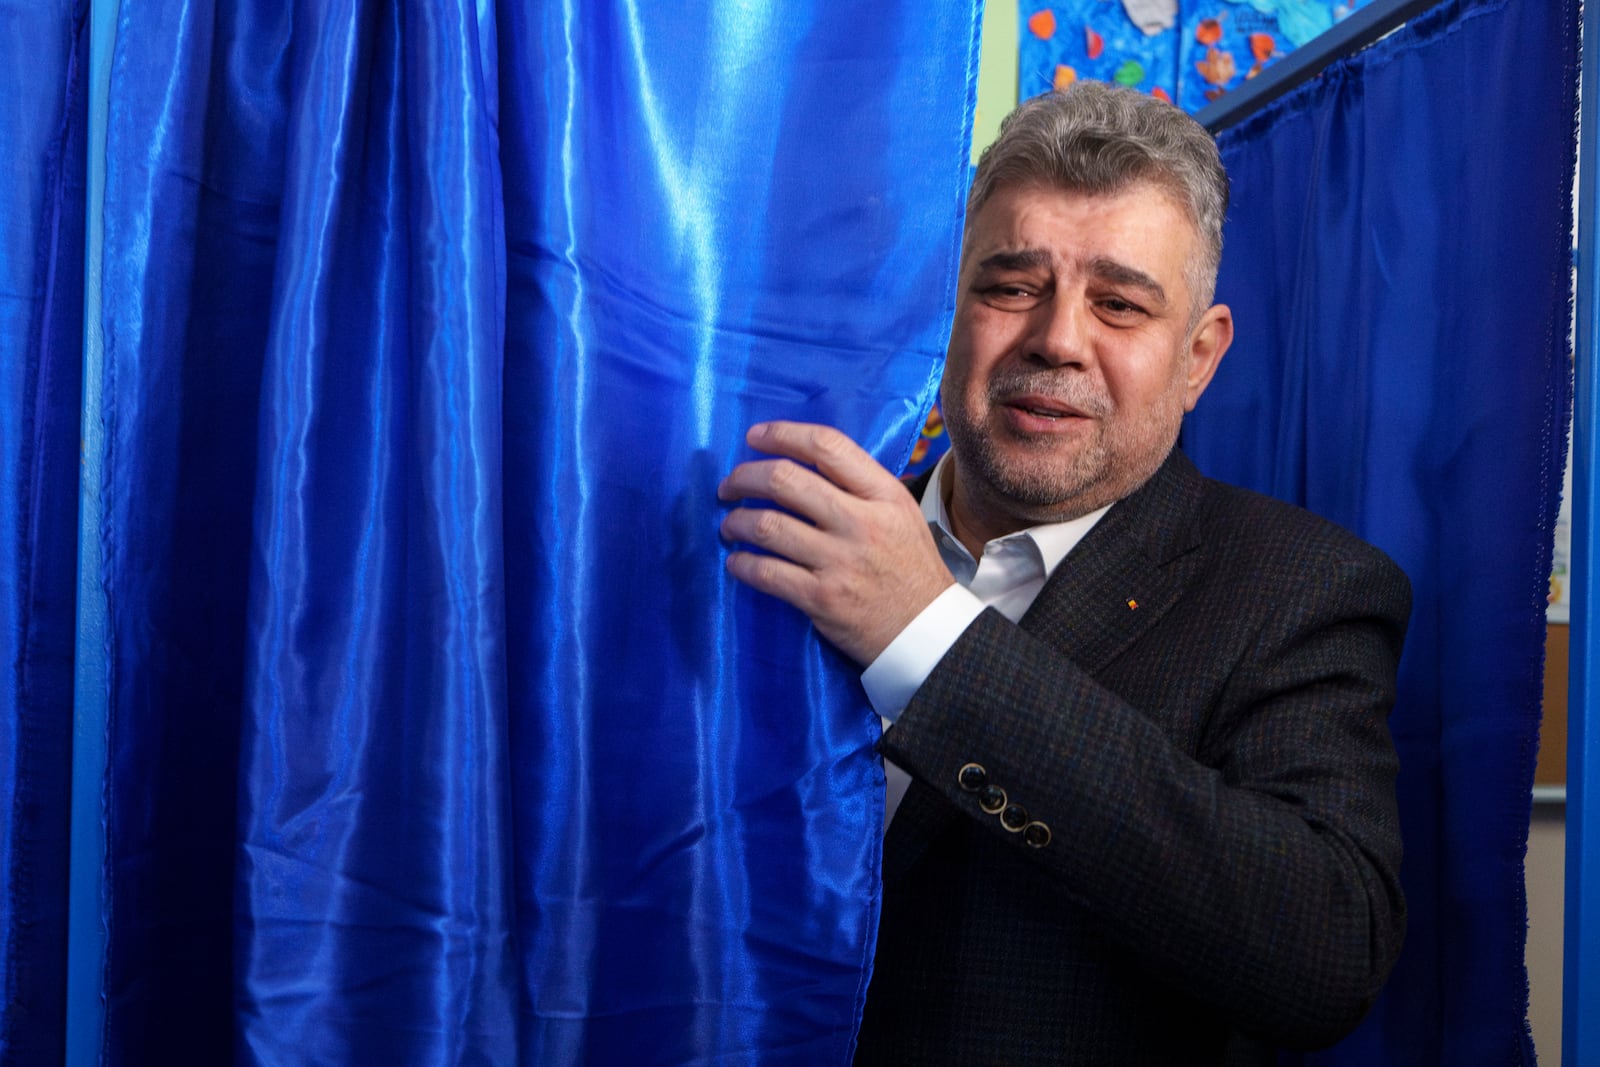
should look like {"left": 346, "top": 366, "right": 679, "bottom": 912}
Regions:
{"left": 1528, "top": 805, "right": 1564, "bottom": 1063}
{"left": 973, "top": 1, "right": 1018, "bottom": 163}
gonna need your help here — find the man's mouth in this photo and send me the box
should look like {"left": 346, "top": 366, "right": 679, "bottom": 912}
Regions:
{"left": 1003, "top": 395, "right": 1088, "bottom": 421}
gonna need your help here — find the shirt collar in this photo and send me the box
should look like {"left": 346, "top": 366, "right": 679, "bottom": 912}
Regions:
{"left": 922, "top": 451, "right": 1112, "bottom": 575}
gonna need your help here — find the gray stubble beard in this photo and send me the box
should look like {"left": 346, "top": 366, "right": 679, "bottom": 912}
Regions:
{"left": 940, "top": 375, "right": 1185, "bottom": 527}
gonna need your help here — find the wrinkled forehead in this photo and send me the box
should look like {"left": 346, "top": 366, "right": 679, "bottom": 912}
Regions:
{"left": 964, "top": 175, "right": 1198, "bottom": 249}
{"left": 960, "top": 180, "right": 1199, "bottom": 264}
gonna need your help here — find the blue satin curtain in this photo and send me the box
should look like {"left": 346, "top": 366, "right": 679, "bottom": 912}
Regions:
{"left": 0, "top": 2, "right": 88, "bottom": 1064}
{"left": 1, "top": 1, "right": 982, "bottom": 1063}
{"left": 1184, "top": 0, "right": 1577, "bottom": 1062}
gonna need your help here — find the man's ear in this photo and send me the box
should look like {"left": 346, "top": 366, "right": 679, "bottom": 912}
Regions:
{"left": 1183, "top": 303, "right": 1233, "bottom": 411}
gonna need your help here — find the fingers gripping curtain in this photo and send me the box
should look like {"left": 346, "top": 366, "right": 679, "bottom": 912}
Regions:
{"left": 1183, "top": 0, "right": 1578, "bottom": 1062}
{"left": 38, "top": 1, "right": 982, "bottom": 1063}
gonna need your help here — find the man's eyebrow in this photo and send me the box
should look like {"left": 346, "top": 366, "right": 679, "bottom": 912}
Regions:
{"left": 974, "top": 249, "right": 1053, "bottom": 273}
{"left": 1087, "top": 257, "right": 1168, "bottom": 307}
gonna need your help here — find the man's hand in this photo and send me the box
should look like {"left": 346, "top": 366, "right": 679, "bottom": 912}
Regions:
{"left": 717, "top": 421, "right": 955, "bottom": 666}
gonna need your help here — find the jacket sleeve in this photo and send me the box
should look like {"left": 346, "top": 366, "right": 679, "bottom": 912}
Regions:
{"left": 878, "top": 545, "right": 1410, "bottom": 1049}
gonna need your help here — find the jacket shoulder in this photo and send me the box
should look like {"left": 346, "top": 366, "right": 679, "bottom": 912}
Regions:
{"left": 1187, "top": 474, "right": 1413, "bottom": 619}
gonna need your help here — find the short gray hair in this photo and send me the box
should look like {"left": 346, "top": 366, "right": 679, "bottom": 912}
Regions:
{"left": 968, "top": 81, "right": 1229, "bottom": 311}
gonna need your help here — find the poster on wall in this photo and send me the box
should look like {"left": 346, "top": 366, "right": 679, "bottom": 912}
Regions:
{"left": 1018, "top": 0, "right": 1376, "bottom": 114}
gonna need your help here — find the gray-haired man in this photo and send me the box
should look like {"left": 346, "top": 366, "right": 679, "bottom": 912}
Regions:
{"left": 719, "top": 82, "right": 1407, "bottom": 1064}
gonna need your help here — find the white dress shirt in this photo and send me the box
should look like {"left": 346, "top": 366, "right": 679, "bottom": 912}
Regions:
{"left": 861, "top": 453, "right": 1110, "bottom": 827}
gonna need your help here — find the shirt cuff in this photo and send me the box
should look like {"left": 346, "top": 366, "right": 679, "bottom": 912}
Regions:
{"left": 862, "top": 584, "right": 986, "bottom": 724}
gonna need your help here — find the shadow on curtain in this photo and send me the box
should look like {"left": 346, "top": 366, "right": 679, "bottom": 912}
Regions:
{"left": 1183, "top": 0, "right": 1577, "bottom": 1062}
{"left": 1, "top": 1, "right": 981, "bottom": 1063}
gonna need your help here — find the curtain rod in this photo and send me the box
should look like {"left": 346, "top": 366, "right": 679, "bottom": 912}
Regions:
{"left": 1195, "top": 0, "right": 1443, "bottom": 132}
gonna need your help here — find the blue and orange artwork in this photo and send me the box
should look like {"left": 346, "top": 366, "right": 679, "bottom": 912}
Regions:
{"left": 1178, "top": 0, "right": 1374, "bottom": 111}
{"left": 903, "top": 403, "right": 949, "bottom": 478}
{"left": 1019, "top": 0, "right": 1374, "bottom": 115}
{"left": 1020, "top": 0, "right": 1180, "bottom": 105}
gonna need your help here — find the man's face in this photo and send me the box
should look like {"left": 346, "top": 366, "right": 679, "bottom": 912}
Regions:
{"left": 940, "top": 181, "right": 1231, "bottom": 536}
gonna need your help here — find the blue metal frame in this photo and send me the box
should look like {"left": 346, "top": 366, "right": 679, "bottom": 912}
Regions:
{"left": 1566, "top": 0, "right": 1600, "bottom": 1058}
{"left": 1195, "top": 0, "right": 1442, "bottom": 133}
{"left": 64, "top": 0, "right": 119, "bottom": 1062}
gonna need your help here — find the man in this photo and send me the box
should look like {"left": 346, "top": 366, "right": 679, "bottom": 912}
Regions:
{"left": 718, "top": 81, "right": 1407, "bottom": 1065}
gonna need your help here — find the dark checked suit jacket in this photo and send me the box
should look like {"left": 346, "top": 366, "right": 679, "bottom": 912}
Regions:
{"left": 852, "top": 448, "right": 1409, "bottom": 1067}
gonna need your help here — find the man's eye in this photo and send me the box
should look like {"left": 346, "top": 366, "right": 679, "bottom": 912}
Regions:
{"left": 981, "top": 284, "right": 1040, "bottom": 306}
{"left": 1099, "top": 297, "right": 1145, "bottom": 316}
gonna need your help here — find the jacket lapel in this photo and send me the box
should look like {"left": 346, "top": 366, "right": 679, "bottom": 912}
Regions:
{"left": 1017, "top": 448, "right": 1205, "bottom": 670}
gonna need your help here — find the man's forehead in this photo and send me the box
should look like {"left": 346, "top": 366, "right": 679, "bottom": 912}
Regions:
{"left": 979, "top": 172, "right": 1188, "bottom": 210}
{"left": 968, "top": 178, "right": 1188, "bottom": 231}
{"left": 961, "top": 182, "right": 1197, "bottom": 269}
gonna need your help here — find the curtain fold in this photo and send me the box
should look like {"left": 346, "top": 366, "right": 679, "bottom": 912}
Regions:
{"left": 1183, "top": 0, "right": 1578, "bottom": 1062}
{"left": 496, "top": 6, "right": 980, "bottom": 1060}
{"left": 0, "top": 3, "right": 89, "bottom": 1065}
{"left": 72, "top": 1, "right": 981, "bottom": 1063}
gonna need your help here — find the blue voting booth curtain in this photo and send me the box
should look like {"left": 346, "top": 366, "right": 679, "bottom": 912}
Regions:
{"left": 0, "top": 2, "right": 88, "bottom": 1064}
{"left": 13, "top": 1, "right": 980, "bottom": 1064}
{"left": 1184, "top": 0, "right": 1578, "bottom": 1062}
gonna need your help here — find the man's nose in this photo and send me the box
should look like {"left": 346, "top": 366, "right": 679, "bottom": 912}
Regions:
{"left": 1027, "top": 295, "right": 1091, "bottom": 368}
